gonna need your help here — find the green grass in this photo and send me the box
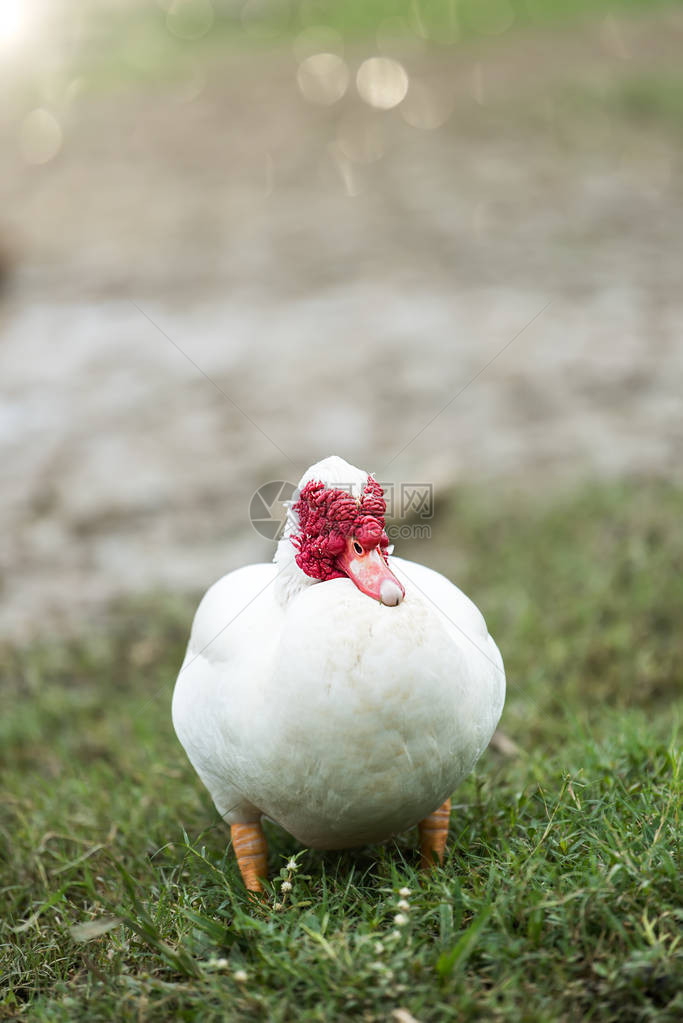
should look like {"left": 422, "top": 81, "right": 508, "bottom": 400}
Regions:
{"left": 1, "top": 480, "right": 681, "bottom": 1021}
{"left": 284, "top": 0, "right": 683, "bottom": 41}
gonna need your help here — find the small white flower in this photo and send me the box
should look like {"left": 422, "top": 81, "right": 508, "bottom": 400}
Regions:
{"left": 373, "top": 941, "right": 384, "bottom": 954}
{"left": 390, "top": 929, "right": 402, "bottom": 940}
{"left": 399, "top": 887, "right": 412, "bottom": 897}
{"left": 393, "top": 913, "right": 408, "bottom": 927}
{"left": 286, "top": 858, "right": 299, "bottom": 871}
{"left": 274, "top": 901, "right": 284, "bottom": 911}
{"left": 205, "top": 956, "right": 228, "bottom": 970}
{"left": 233, "top": 968, "right": 248, "bottom": 983}
{"left": 397, "top": 899, "right": 410, "bottom": 911}
{"left": 281, "top": 880, "right": 292, "bottom": 893}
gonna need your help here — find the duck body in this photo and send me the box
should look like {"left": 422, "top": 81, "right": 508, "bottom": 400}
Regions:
{"left": 173, "top": 460, "right": 505, "bottom": 853}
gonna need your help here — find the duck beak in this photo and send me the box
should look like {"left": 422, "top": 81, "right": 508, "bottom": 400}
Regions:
{"left": 336, "top": 537, "right": 405, "bottom": 606}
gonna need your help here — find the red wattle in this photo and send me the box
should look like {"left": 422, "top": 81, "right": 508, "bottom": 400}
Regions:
{"left": 292, "top": 476, "right": 390, "bottom": 582}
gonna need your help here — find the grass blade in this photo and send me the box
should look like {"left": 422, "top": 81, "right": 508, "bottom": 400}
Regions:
{"left": 436, "top": 904, "right": 493, "bottom": 979}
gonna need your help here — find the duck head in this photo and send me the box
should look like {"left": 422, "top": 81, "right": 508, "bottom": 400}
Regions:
{"left": 275, "top": 456, "right": 405, "bottom": 607}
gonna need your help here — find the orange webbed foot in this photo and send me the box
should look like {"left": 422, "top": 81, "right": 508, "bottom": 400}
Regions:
{"left": 418, "top": 798, "right": 451, "bottom": 871}
{"left": 231, "top": 821, "right": 268, "bottom": 893}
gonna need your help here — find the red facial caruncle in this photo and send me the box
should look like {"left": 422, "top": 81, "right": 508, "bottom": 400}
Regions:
{"left": 292, "top": 476, "right": 405, "bottom": 606}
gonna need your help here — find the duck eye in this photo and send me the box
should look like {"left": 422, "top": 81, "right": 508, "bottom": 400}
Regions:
{"left": 353, "top": 540, "right": 363, "bottom": 556}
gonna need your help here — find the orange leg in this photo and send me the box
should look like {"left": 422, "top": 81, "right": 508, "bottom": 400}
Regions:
{"left": 231, "top": 821, "right": 268, "bottom": 892}
{"left": 418, "top": 798, "right": 451, "bottom": 871}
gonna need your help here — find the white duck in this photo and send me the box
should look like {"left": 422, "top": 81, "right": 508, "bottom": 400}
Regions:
{"left": 172, "top": 456, "right": 505, "bottom": 891}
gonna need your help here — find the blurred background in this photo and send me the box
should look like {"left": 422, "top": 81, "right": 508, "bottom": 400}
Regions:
{"left": 1, "top": 0, "right": 682, "bottom": 639}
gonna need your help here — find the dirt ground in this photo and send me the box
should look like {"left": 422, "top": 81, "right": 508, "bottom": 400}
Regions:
{"left": 1, "top": 8, "right": 682, "bottom": 639}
